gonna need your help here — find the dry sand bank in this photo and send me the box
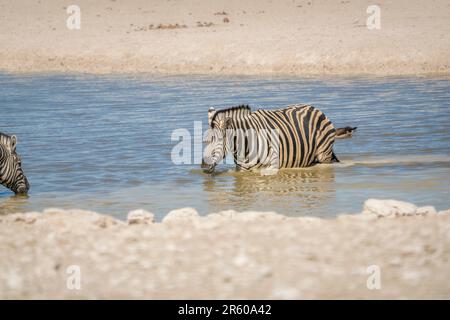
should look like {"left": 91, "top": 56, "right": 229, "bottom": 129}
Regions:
{"left": 0, "top": 0, "right": 449, "bottom": 75}
{"left": 1, "top": 199, "right": 449, "bottom": 299}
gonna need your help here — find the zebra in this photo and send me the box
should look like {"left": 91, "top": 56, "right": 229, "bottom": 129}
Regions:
{"left": 202, "top": 104, "right": 356, "bottom": 173}
{"left": 0, "top": 132, "right": 30, "bottom": 194}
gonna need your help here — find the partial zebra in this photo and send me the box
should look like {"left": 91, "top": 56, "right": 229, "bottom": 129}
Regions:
{"left": 202, "top": 104, "right": 356, "bottom": 173}
{"left": 0, "top": 132, "right": 30, "bottom": 194}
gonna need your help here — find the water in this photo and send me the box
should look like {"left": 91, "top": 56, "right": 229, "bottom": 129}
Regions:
{"left": 1, "top": 73, "right": 449, "bottom": 220}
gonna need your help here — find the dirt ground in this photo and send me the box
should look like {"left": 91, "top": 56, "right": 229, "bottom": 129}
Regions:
{"left": 0, "top": 0, "right": 449, "bottom": 75}
{"left": 1, "top": 202, "right": 449, "bottom": 299}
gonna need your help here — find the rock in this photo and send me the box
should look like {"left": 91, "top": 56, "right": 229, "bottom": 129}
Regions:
{"left": 162, "top": 207, "right": 199, "bottom": 223}
{"left": 92, "top": 215, "right": 120, "bottom": 228}
{"left": 127, "top": 209, "right": 155, "bottom": 225}
{"left": 416, "top": 206, "right": 437, "bottom": 216}
{"left": 362, "top": 199, "right": 417, "bottom": 218}
{"left": 39, "top": 208, "right": 121, "bottom": 228}
{"left": 232, "top": 254, "right": 251, "bottom": 267}
{"left": 297, "top": 216, "right": 323, "bottom": 223}
{"left": 438, "top": 210, "right": 450, "bottom": 216}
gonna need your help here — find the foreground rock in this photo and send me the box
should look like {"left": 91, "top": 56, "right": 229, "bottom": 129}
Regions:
{"left": 362, "top": 199, "right": 439, "bottom": 218}
{"left": 127, "top": 209, "right": 155, "bottom": 225}
{"left": 0, "top": 200, "right": 449, "bottom": 299}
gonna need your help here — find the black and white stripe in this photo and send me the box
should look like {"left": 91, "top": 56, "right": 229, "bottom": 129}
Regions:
{"left": 0, "top": 132, "right": 29, "bottom": 194}
{"left": 203, "top": 104, "right": 355, "bottom": 173}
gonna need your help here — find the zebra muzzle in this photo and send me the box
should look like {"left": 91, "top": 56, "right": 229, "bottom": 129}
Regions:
{"left": 15, "top": 187, "right": 28, "bottom": 195}
{"left": 204, "top": 164, "right": 216, "bottom": 174}
{"left": 15, "top": 176, "right": 30, "bottom": 195}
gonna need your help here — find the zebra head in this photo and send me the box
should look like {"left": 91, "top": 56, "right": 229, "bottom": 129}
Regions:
{"left": 202, "top": 108, "right": 232, "bottom": 174}
{"left": 0, "top": 133, "right": 30, "bottom": 195}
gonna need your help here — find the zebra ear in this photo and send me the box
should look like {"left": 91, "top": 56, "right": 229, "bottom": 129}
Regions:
{"left": 208, "top": 107, "right": 215, "bottom": 125}
{"left": 10, "top": 135, "right": 17, "bottom": 152}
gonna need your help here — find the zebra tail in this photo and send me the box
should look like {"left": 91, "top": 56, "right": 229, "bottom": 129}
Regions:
{"left": 335, "top": 126, "right": 357, "bottom": 139}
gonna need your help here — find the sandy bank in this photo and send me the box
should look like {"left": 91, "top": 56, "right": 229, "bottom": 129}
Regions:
{"left": 1, "top": 199, "right": 449, "bottom": 299}
{"left": 0, "top": 0, "right": 449, "bottom": 75}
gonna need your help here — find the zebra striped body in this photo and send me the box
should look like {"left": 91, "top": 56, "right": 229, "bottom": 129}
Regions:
{"left": 203, "top": 104, "right": 341, "bottom": 173}
{"left": 0, "top": 132, "right": 30, "bottom": 194}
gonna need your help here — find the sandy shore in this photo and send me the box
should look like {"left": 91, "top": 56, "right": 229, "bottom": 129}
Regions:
{"left": 0, "top": 0, "right": 449, "bottom": 75}
{"left": 1, "top": 199, "right": 449, "bottom": 299}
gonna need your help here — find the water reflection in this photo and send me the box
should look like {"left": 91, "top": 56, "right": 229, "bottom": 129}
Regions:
{"left": 0, "top": 194, "right": 30, "bottom": 215}
{"left": 203, "top": 165, "right": 336, "bottom": 216}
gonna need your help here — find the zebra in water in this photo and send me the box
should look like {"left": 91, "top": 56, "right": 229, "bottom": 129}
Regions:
{"left": 202, "top": 104, "right": 356, "bottom": 173}
{"left": 0, "top": 132, "right": 30, "bottom": 194}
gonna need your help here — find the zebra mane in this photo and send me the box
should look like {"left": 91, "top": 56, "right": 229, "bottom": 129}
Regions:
{"left": 210, "top": 105, "right": 251, "bottom": 124}
{"left": 0, "top": 132, "right": 12, "bottom": 144}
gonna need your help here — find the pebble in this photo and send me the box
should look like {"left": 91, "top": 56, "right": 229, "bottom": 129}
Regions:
{"left": 163, "top": 207, "right": 199, "bottom": 223}
{"left": 363, "top": 199, "right": 418, "bottom": 217}
{"left": 127, "top": 209, "right": 155, "bottom": 225}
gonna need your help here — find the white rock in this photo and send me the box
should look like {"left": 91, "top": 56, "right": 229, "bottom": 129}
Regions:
{"left": 416, "top": 206, "right": 437, "bottom": 216}
{"left": 127, "top": 209, "right": 155, "bottom": 225}
{"left": 162, "top": 207, "right": 199, "bottom": 223}
{"left": 232, "top": 254, "right": 251, "bottom": 267}
{"left": 362, "top": 199, "right": 417, "bottom": 218}
{"left": 93, "top": 215, "right": 120, "bottom": 228}
{"left": 438, "top": 209, "right": 450, "bottom": 216}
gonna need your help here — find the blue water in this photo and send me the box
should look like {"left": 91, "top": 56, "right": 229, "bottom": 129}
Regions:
{"left": 1, "top": 73, "right": 449, "bottom": 220}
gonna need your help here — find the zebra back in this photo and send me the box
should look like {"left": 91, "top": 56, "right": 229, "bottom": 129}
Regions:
{"left": 227, "top": 104, "right": 336, "bottom": 168}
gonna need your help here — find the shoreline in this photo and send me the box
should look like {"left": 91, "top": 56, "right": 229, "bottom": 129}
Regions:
{"left": 1, "top": 0, "right": 449, "bottom": 76}
{"left": 3, "top": 69, "right": 450, "bottom": 79}
{"left": 2, "top": 51, "right": 449, "bottom": 77}
{"left": 3, "top": 69, "right": 450, "bottom": 77}
{"left": 1, "top": 199, "right": 449, "bottom": 299}
{"left": 2, "top": 53, "right": 450, "bottom": 76}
